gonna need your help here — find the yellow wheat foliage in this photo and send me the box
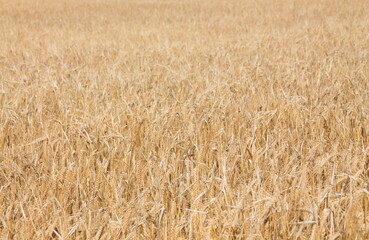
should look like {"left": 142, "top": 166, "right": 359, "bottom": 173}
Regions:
{"left": 0, "top": 0, "right": 368, "bottom": 239}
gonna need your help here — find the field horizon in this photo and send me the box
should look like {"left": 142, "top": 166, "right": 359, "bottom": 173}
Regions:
{"left": 0, "top": 0, "right": 368, "bottom": 239}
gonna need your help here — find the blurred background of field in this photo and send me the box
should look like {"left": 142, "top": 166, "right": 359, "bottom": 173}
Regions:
{"left": 0, "top": 0, "right": 368, "bottom": 238}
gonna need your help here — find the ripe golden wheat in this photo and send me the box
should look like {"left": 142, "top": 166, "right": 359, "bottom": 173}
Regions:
{"left": 0, "top": 0, "right": 368, "bottom": 239}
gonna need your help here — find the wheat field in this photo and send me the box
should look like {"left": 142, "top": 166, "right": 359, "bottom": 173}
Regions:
{"left": 0, "top": 0, "right": 368, "bottom": 239}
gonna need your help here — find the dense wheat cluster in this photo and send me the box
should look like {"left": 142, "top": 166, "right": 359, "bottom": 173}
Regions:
{"left": 0, "top": 0, "right": 368, "bottom": 239}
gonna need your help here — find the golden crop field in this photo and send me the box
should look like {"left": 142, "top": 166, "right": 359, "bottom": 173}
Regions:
{"left": 0, "top": 0, "right": 368, "bottom": 239}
